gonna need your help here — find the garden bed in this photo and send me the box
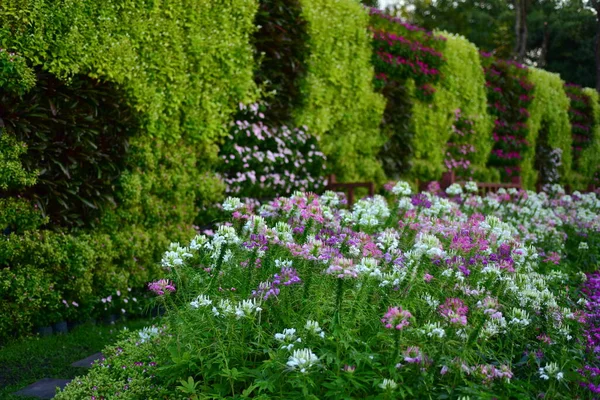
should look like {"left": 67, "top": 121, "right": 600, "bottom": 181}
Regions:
{"left": 57, "top": 183, "right": 599, "bottom": 399}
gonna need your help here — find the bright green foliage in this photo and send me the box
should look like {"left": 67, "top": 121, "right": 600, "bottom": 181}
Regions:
{"left": 411, "top": 32, "right": 493, "bottom": 181}
{"left": 0, "top": 0, "right": 258, "bottom": 145}
{"left": 0, "top": 132, "right": 37, "bottom": 190}
{"left": 576, "top": 88, "right": 600, "bottom": 188}
{"left": 524, "top": 68, "right": 572, "bottom": 189}
{"left": 0, "top": 0, "right": 259, "bottom": 340}
{"left": 296, "top": 0, "right": 386, "bottom": 182}
{"left": 0, "top": 50, "right": 35, "bottom": 95}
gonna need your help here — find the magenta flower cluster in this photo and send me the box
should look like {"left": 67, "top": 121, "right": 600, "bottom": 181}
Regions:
{"left": 381, "top": 306, "right": 413, "bottom": 330}
{"left": 147, "top": 279, "right": 176, "bottom": 296}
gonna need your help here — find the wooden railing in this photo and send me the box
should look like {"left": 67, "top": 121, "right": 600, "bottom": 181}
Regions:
{"left": 440, "top": 171, "right": 522, "bottom": 195}
{"left": 325, "top": 175, "right": 375, "bottom": 207}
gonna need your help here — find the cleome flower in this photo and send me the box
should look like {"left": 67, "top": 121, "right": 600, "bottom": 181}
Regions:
{"left": 286, "top": 348, "right": 319, "bottom": 373}
{"left": 190, "top": 294, "right": 212, "bottom": 309}
{"left": 439, "top": 298, "right": 468, "bottom": 326}
{"left": 148, "top": 279, "right": 176, "bottom": 296}
{"left": 275, "top": 328, "right": 302, "bottom": 350}
{"left": 379, "top": 378, "right": 398, "bottom": 390}
{"left": 538, "top": 362, "right": 564, "bottom": 381}
{"left": 305, "top": 320, "right": 325, "bottom": 338}
{"left": 381, "top": 306, "right": 413, "bottom": 330}
{"left": 234, "top": 298, "right": 262, "bottom": 319}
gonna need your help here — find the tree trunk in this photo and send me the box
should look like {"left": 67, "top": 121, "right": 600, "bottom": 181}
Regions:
{"left": 596, "top": 13, "right": 600, "bottom": 93}
{"left": 539, "top": 22, "right": 549, "bottom": 68}
{"left": 513, "top": 0, "right": 528, "bottom": 63}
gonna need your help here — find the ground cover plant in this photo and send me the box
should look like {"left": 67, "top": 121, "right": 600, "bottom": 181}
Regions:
{"left": 57, "top": 183, "right": 600, "bottom": 399}
{"left": 0, "top": 318, "right": 154, "bottom": 400}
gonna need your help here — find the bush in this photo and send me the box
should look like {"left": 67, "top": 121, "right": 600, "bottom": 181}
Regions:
{"left": 411, "top": 33, "right": 493, "bottom": 181}
{"left": 566, "top": 86, "right": 600, "bottom": 188}
{"left": 1, "top": 69, "right": 134, "bottom": 227}
{"left": 253, "top": 0, "right": 309, "bottom": 124}
{"left": 218, "top": 102, "right": 327, "bottom": 199}
{"left": 482, "top": 56, "right": 535, "bottom": 182}
{"left": 525, "top": 68, "right": 572, "bottom": 189}
{"left": 296, "top": 0, "right": 386, "bottom": 182}
{"left": 369, "top": 9, "right": 446, "bottom": 179}
{"left": 0, "top": 0, "right": 259, "bottom": 339}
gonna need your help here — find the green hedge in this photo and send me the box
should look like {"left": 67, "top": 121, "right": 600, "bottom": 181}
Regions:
{"left": 574, "top": 88, "right": 600, "bottom": 188}
{"left": 411, "top": 32, "right": 493, "bottom": 181}
{"left": 0, "top": 0, "right": 258, "bottom": 340}
{"left": 524, "top": 68, "right": 572, "bottom": 189}
{"left": 296, "top": 0, "right": 386, "bottom": 182}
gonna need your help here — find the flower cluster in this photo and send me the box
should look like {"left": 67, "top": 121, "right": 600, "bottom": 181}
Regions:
{"left": 218, "top": 103, "right": 327, "bottom": 199}
{"left": 369, "top": 8, "right": 446, "bottom": 102}
{"left": 445, "top": 109, "right": 477, "bottom": 178}
{"left": 564, "top": 83, "right": 594, "bottom": 163}
{"left": 482, "top": 55, "right": 535, "bottom": 180}
{"left": 66, "top": 183, "right": 600, "bottom": 399}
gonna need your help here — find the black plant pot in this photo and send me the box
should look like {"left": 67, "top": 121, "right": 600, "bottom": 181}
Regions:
{"left": 67, "top": 320, "right": 82, "bottom": 331}
{"left": 53, "top": 321, "right": 68, "bottom": 334}
{"left": 35, "top": 326, "right": 53, "bottom": 337}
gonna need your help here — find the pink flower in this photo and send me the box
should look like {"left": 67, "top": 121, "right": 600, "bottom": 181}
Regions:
{"left": 148, "top": 279, "right": 176, "bottom": 296}
{"left": 423, "top": 273, "right": 434, "bottom": 282}
{"left": 439, "top": 298, "right": 468, "bottom": 326}
{"left": 381, "top": 306, "right": 413, "bottom": 330}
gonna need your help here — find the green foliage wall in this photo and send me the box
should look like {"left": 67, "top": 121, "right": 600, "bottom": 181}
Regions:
{"left": 524, "top": 68, "right": 572, "bottom": 189}
{"left": 577, "top": 88, "right": 600, "bottom": 187}
{"left": 296, "top": 0, "right": 386, "bottom": 182}
{"left": 411, "top": 32, "right": 493, "bottom": 181}
{"left": 0, "top": 0, "right": 258, "bottom": 340}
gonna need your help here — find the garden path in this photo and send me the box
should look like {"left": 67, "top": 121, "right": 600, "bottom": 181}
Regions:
{"left": 12, "top": 353, "right": 103, "bottom": 399}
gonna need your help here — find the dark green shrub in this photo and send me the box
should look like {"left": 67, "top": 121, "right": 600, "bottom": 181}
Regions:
{"left": 0, "top": 69, "right": 134, "bottom": 227}
{"left": 253, "top": 0, "right": 308, "bottom": 124}
{"left": 0, "top": 0, "right": 259, "bottom": 340}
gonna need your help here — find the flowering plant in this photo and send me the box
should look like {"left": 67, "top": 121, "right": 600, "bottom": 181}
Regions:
{"left": 564, "top": 83, "right": 594, "bottom": 165}
{"left": 369, "top": 8, "right": 446, "bottom": 102}
{"left": 445, "top": 109, "right": 477, "bottom": 178}
{"left": 482, "top": 55, "right": 535, "bottom": 181}
{"left": 217, "top": 103, "right": 327, "bottom": 200}
{"left": 59, "top": 184, "right": 600, "bottom": 398}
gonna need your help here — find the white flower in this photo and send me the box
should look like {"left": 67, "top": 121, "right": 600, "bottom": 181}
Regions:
{"left": 379, "top": 378, "right": 398, "bottom": 390}
{"left": 391, "top": 181, "right": 412, "bottom": 196}
{"left": 419, "top": 321, "right": 446, "bottom": 338}
{"left": 234, "top": 298, "right": 262, "bottom": 319}
{"left": 275, "top": 328, "right": 302, "bottom": 350}
{"left": 446, "top": 183, "right": 463, "bottom": 196}
{"left": 161, "top": 243, "right": 192, "bottom": 269}
{"left": 538, "top": 362, "right": 563, "bottom": 381}
{"left": 189, "top": 235, "right": 208, "bottom": 251}
{"left": 138, "top": 326, "right": 159, "bottom": 343}
{"left": 579, "top": 242, "right": 589, "bottom": 250}
{"left": 305, "top": 320, "right": 325, "bottom": 338}
{"left": 222, "top": 197, "right": 243, "bottom": 211}
{"left": 286, "top": 348, "right": 319, "bottom": 373}
{"left": 465, "top": 181, "right": 478, "bottom": 193}
{"left": 190, "top": 294, "right": 212, "bottom": 309}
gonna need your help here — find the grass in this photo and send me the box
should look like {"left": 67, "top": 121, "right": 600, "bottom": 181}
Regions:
{"left": 0, "top": 318, "right": 157, "bottom": 399}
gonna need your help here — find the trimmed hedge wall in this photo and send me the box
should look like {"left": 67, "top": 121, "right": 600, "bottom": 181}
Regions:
{"left": 411, "top": 32, "right": 493, "bottom": 181}
{"left": 0, "top": 0, "right": 259, "bottom": 340}
{"left": 296, "top": 0, "right": 386, "bottom": 182}
{"left": 524, "top": 68, "right": 573, "bottom": 189}
{"left": 1, "top": 2, "right": 600, "bottom": 341}
{"left": 579, "top": 88, "right": 600, "bottom": 187}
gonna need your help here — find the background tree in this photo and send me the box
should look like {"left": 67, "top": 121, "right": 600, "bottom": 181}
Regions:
{"left": 395, "top": 0, "right": 597, "bottom": 88}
